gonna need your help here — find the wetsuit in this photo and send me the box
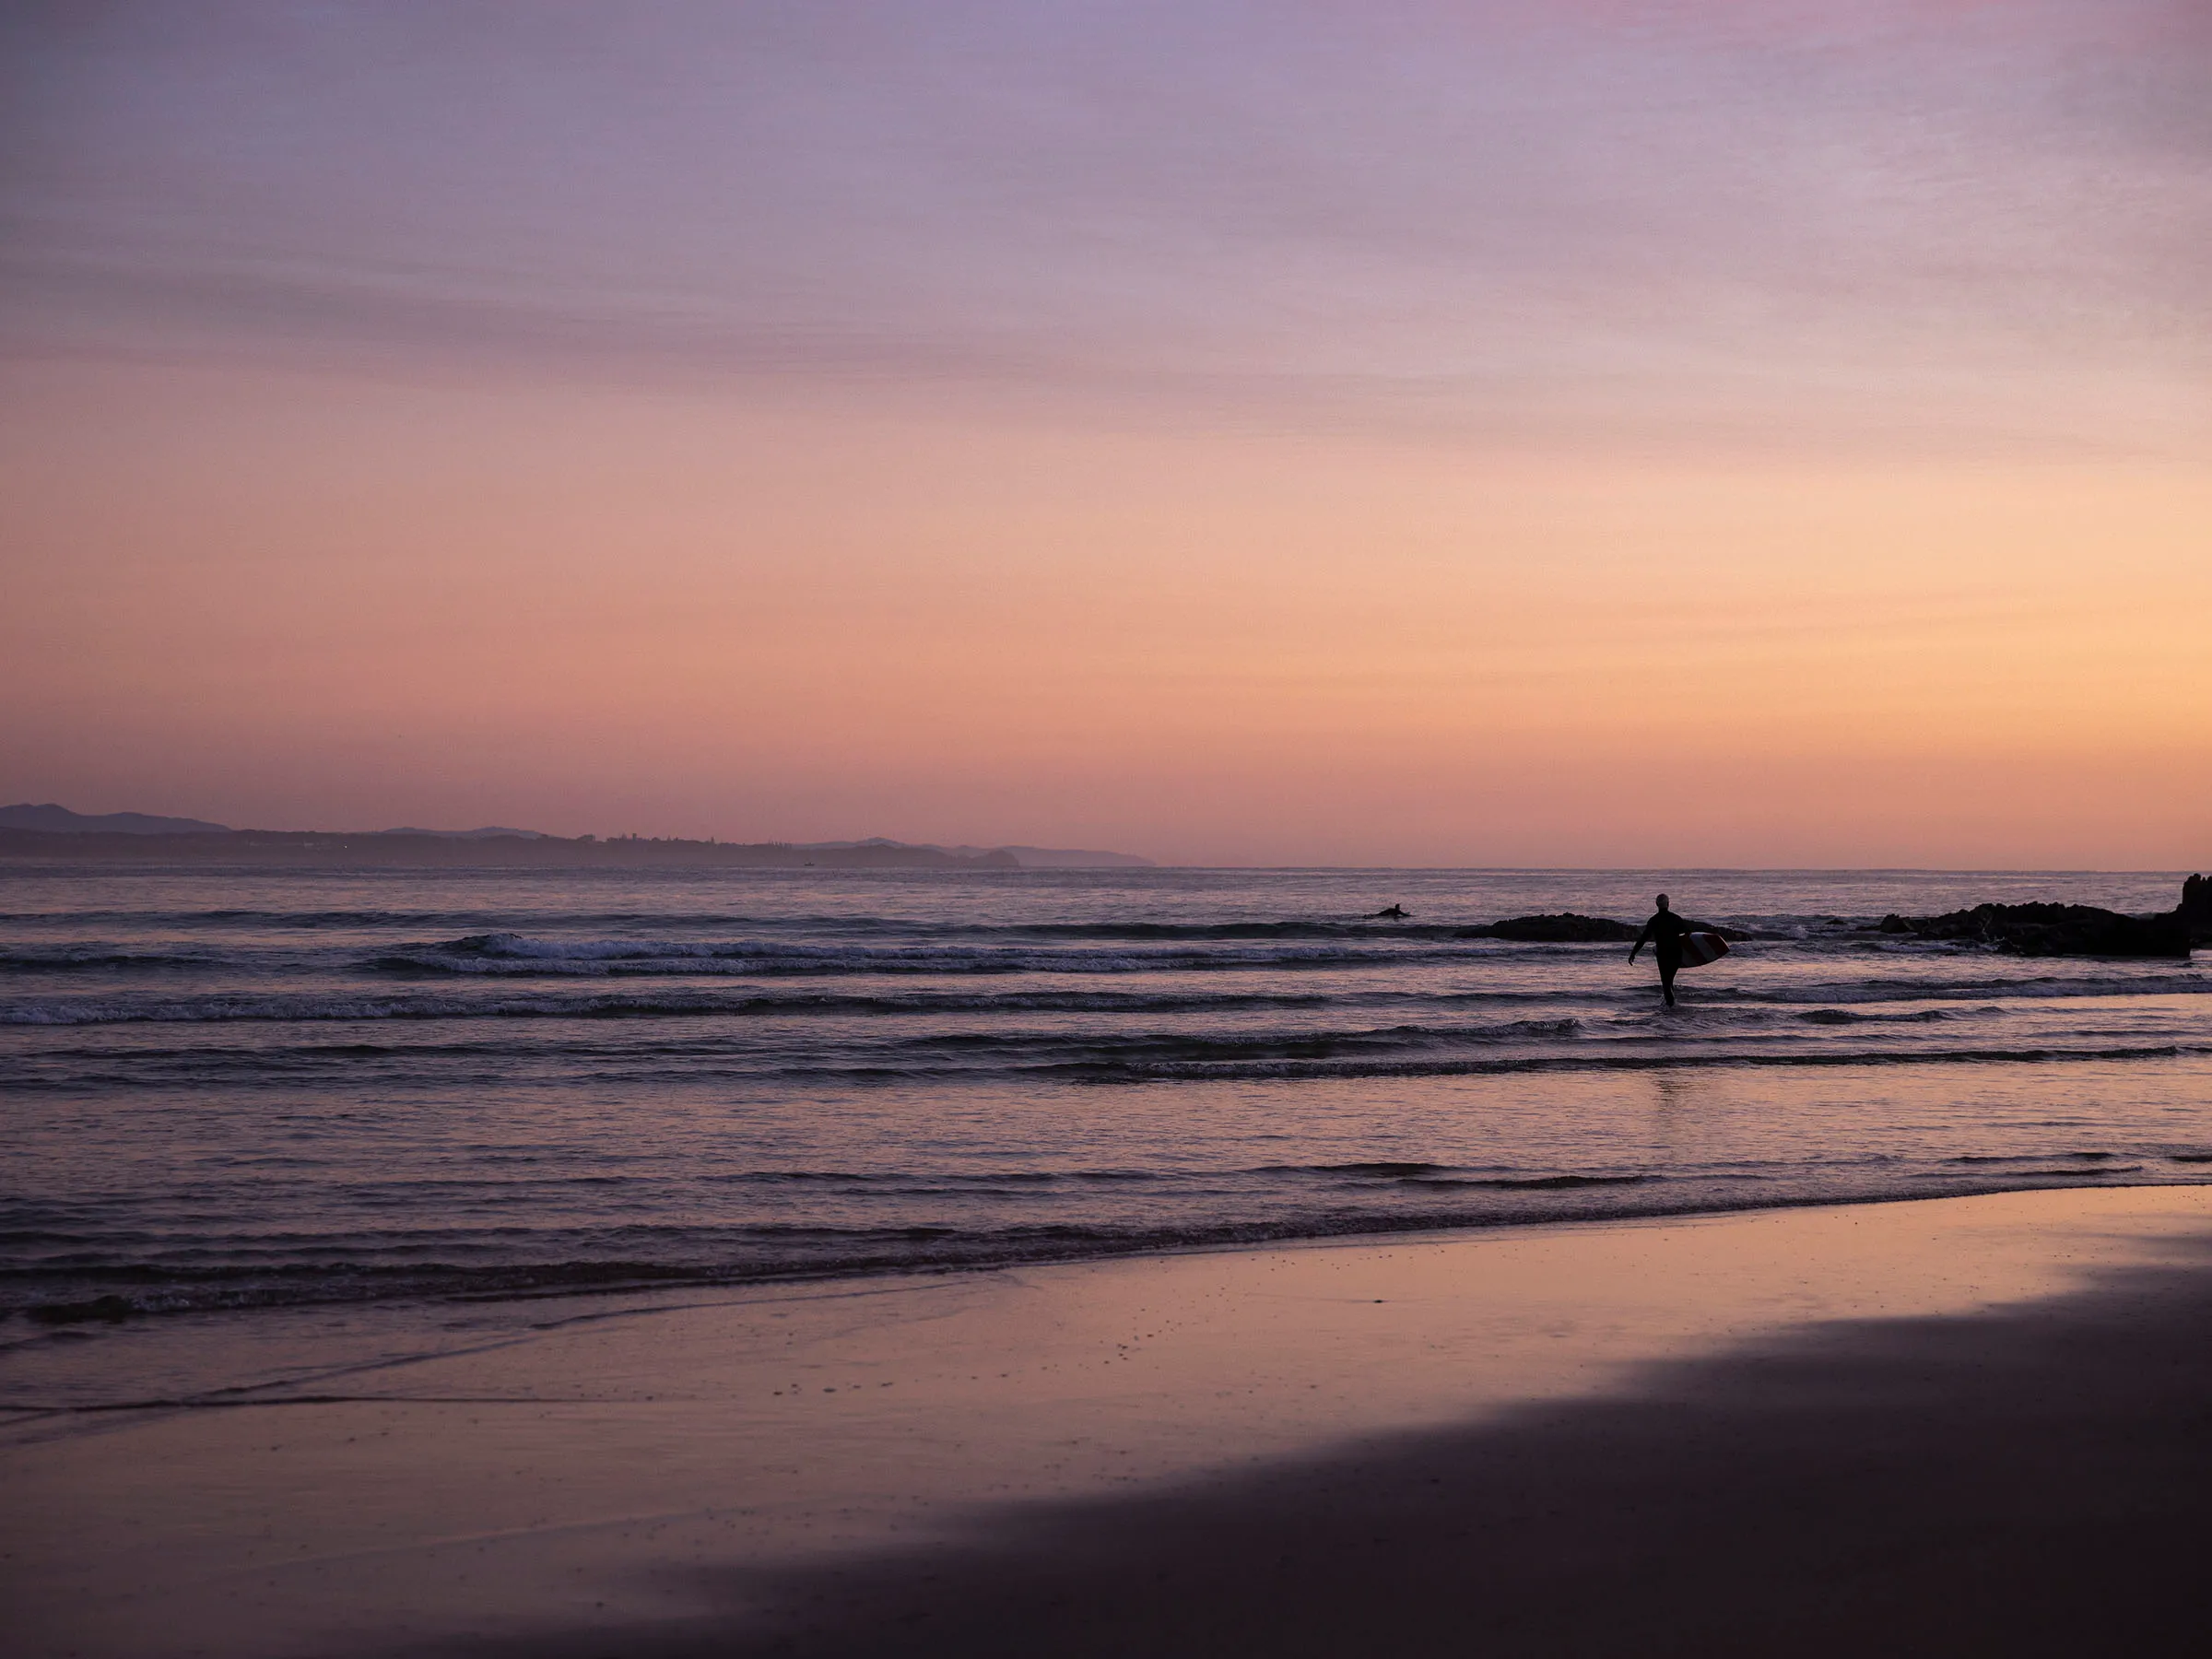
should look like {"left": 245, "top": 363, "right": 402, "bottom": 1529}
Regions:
{"left": 1633, "top": 908, "right": 1694, "bottom": 1006}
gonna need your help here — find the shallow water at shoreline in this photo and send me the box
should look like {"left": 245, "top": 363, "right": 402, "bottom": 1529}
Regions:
{"left": 9, "top": 1189, "right": 2212, "bottom": 1659}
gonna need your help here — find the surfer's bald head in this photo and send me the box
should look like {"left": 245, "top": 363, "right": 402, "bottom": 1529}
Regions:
{"left": 1656, "top": 894, "right": 1670, "bottom": 908}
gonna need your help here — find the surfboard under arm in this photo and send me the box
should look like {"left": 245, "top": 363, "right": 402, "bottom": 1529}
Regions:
{"left": 1677, "top": 932, "right": 1729, "bottom": 968}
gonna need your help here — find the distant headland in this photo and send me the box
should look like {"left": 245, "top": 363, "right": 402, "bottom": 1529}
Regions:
{"left": 0, "top": 805, "right": 1153, "bottom": 870}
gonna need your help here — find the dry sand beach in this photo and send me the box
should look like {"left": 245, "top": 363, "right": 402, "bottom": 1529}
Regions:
{"left": 7, "top": 1185, "right": 2211, "bottom": 1657}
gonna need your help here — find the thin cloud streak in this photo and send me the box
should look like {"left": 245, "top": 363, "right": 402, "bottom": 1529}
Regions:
{"left": 4, "top": 247, "right": 2200, "bottom": 465}
{"left": 5, "top": 1, "right": 2207, "bottom": 456}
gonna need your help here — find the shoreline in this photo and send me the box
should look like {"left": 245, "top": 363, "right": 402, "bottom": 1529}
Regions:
{"left": 7, "top": 1186, "right": 2212, "bottom": 1655}
{"left": 13, "top": 1170, "right": 2212, "bottom": 1334}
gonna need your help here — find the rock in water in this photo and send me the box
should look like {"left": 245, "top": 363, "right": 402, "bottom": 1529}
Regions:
{"left": 1457, "top": 913, "right": 1640, "bottom": 942}
{"left": 2182, "top": 874, "right": 2211, "bottom": 946}
{"left": 1905, "top": 901, "right": 2189, "bottom": 959}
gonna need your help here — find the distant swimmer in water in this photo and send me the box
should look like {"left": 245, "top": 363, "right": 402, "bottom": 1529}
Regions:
{"left": 1629, "top": 893, "right": 1692, "bottom": 1008}
{"left": 1371, "top": 904, "right": 1410, "bottom": 920}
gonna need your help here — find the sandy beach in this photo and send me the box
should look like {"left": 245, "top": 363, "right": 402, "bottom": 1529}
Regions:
{"left": 6, "top": 1184, "right": 2210, "bottom": 1657}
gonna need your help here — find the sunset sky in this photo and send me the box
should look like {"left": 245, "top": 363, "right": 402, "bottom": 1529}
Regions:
{"left": 4, "top": 1, "right": 2206, "bottom": 866}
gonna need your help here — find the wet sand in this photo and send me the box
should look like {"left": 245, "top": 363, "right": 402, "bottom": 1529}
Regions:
{"left": 6, "top": 1186, "right": 2212, "bottom": 1657}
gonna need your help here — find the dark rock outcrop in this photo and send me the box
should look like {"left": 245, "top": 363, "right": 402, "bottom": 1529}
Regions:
{"left": 2183, "top": 874, "right": 2211, "bottom": 946}
{"left": 1458, "top": 913, "right": 1641, "bottom": 942}
{"left": 1904, "top": 902, "right": 2189, "bottom": 959}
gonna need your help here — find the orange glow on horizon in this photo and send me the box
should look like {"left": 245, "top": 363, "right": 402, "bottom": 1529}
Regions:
{"left": 4, "top": 357, "right": 2205, "bottom": 867}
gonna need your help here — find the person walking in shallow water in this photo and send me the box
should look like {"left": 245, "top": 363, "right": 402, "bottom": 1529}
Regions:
{"left": 1629, "top": 893, "right": 1693, "bottom": 1008}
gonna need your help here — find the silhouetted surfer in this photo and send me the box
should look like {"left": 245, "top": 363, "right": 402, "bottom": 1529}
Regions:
{"left": 1371, "top": 904, "right": 1410, "bottom": 920}
{"left": 1629, "top": 893, "right": 1692, "bottom": 1007}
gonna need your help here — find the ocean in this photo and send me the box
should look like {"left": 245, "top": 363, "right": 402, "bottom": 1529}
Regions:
{"left": 3, "top": 864, "right": 2206, "bottom": 1402}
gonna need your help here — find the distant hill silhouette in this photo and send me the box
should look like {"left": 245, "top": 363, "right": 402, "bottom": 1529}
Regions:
{"left": 0, "top": 803, "right": 231, "bottom": 835}
{"left": 0, "top": 806, "right": 1150, "bottom": 869}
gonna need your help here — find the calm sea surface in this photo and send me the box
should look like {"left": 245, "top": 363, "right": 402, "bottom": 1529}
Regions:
{"left": 4, "top": 865, "right": 2207, "bottom": 1368}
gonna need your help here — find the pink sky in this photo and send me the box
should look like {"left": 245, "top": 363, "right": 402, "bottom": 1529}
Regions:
{"left": 3, "top": 2, "right": 2206, "bottom": 865}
